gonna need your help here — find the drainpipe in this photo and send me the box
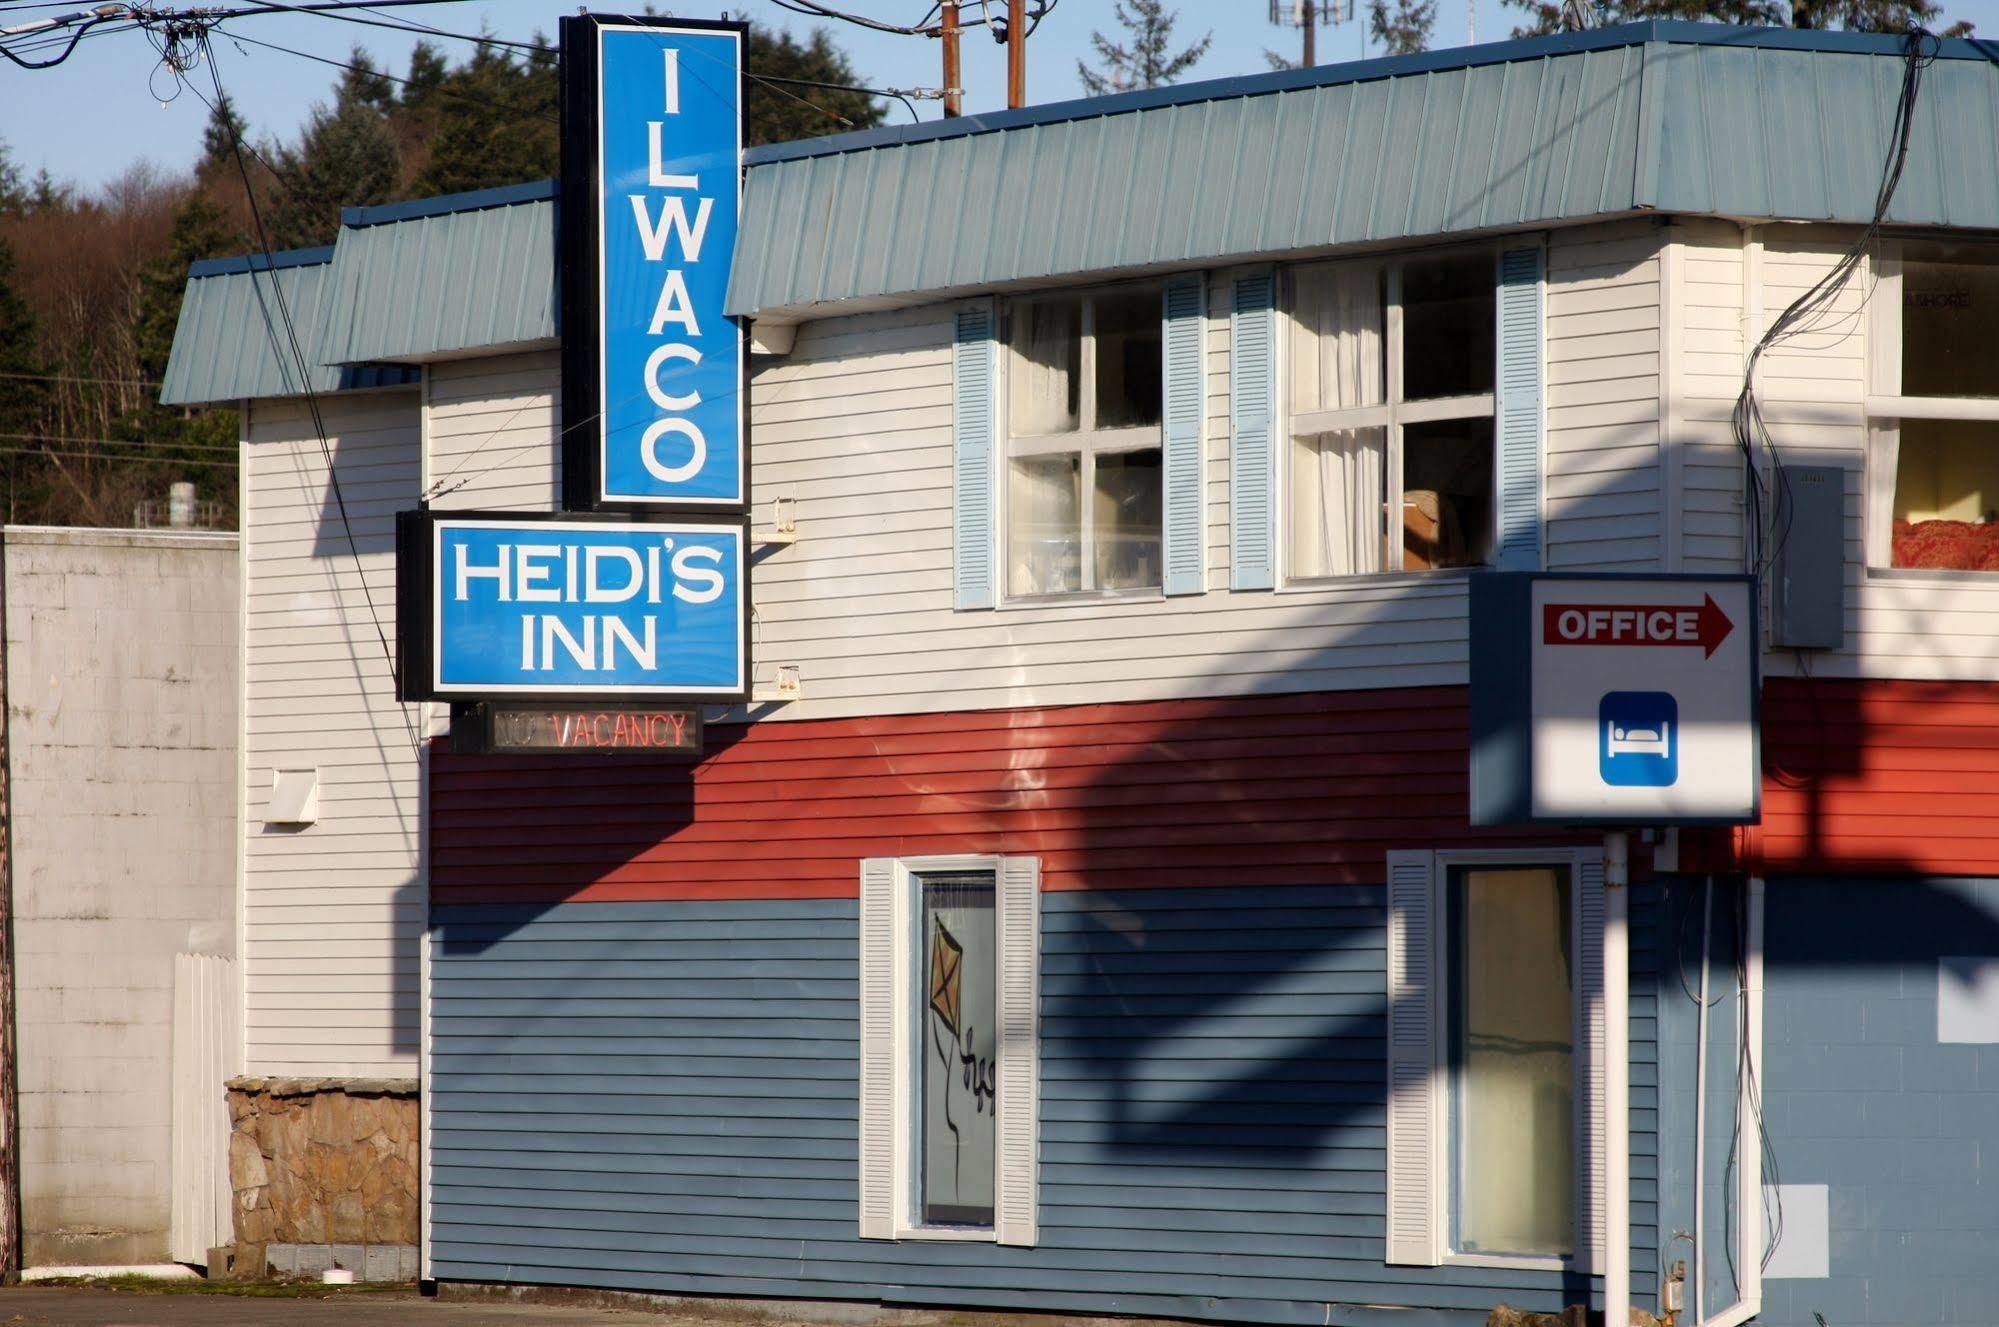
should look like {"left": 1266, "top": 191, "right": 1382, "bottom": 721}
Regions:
{"left": 1702, "top": 876, "right": 1765, "bottom": 1327}
{"left": 1604, "top": 831, "right": 1630, "bottom": 1327}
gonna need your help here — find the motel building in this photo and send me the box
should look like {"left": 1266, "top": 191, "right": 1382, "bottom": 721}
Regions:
{"left": 160, "top": 18, "right": 1999, "bottom": 1327}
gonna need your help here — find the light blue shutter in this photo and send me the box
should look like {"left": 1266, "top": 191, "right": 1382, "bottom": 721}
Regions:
{"left": 1495, "top": 247, "right": 1545, "bottom": 572}
{"left": 1161, "top": 276, "right": 1206, "bottom": 596}
{"left": 1230, "top": 273, "right": 1277, "bottom": 591}
{"left": 953, "top": 301, "right": 998, "bottom": 610}
{"left": 1385, "top": 849, "right": 1444, "bottom": 1267}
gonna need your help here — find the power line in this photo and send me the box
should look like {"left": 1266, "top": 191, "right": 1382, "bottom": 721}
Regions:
{"left": 0, "top": 431, "right": 239, "bottom": 452}
{"left": 0, "top": 370, "right": 164, "bottom": 388}
{"left": 209, "top": 23, "right": 559, "bottom": 123}
{"left": 0, "top": 444, "right": 235, "bottom": 466}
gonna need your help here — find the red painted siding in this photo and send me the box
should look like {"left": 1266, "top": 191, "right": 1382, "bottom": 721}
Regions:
{"left": 1726, "top": 677, "right": 1999, "bottom": 877}
{"left": 429, "top": 687, "right": 1555, "bottom": 905}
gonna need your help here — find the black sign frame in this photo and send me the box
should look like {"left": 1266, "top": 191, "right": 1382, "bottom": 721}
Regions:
{"left": 395, "top": 506, "right": 752, "bottom": 706}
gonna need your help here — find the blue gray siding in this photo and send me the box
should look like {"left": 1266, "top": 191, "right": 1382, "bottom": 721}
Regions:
{"left": 431, "top": 885, "right": 1658, "bottom": 1324}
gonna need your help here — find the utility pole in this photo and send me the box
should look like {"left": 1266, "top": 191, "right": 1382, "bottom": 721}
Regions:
{"left": 941, "top": 1, "right": 962, "bottom": 117}
{"left": 1300, "top": 0, "right": 1316, "bottom": 66}
{"left": 1006, "top": 0, "right": 1025, "bottom": 108}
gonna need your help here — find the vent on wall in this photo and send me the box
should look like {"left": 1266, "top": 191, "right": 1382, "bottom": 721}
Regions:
{"left": 266, "top": 768, "right": 319, "bottom": 826}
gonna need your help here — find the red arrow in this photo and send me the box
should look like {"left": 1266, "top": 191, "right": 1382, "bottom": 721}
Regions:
{"left": 1542, "top": 594, "right": 1735, "bottom": 659}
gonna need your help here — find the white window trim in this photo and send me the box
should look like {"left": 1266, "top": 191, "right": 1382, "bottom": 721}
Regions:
{"left": 1277, "top": 251, "right": 1500, "bottom": 589}
{"left": 1864, "top": 242, "right": 1999, "bottom": 580}
{"left": 860, "top": 853, "right": 1040, "bottom": 1244}
{"left": 999, "top": 284, "right": 1166, "bottom": 602}
{"left": 1389, "top": 845, "right": 1600, "bottom": 1272}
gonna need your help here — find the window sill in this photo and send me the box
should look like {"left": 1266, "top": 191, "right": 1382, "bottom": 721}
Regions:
{"left": 1446, "top": 1252, "right": 1571, "bottom": 1273}
{"left": 997, "top": 588, "right": 1165, "bottom": 611}
{"left": 1865, "top": 564, "right": 1999, "bottom": 586}
{"left": 1277, "top": 566, "right": 1478, "bottom": 593}
{"left": 891, "top": 1224, "right": 997, "bottom": 1243}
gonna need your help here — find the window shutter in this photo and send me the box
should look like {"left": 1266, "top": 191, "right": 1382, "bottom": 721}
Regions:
{"left": 1162, "top": 276, "right": 1206, "bottom": 596}
{"left": 857, "top": 858, "right": 898, "bottom": 1240}
{"left": 953, "top": 302, "right": 999, "bottom": 610}
{"left": 1573, "top": 853, "right": 1608, "bottom": 1272}
{"left": 1494, "top": 246, "right": 1545, "bottom": 573}
{"left": 994, "top": 855, "right": 1041, "bottom": 1247}
{"left": 1230, "top": 273, "right": 1277, "bottom": 591}
{"left": 1385, "top": 849, "right": 1444, "bottom": 1267}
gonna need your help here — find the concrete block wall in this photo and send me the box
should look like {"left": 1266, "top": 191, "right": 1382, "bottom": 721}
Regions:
{"left": 4, "top": 527, "right": 239, "bottom": 1266}
{"left": 1656, "top": 874, "right": 1999, "bottom": 1327}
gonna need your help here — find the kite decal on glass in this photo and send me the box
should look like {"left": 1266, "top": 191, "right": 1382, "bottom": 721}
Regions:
{"left": 928, "top": 917, "right": 963, "bottom": 1036}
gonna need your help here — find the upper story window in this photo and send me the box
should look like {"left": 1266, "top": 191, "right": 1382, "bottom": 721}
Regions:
{"left": 1006, "top": 286, "right": 1163, "bottom": 598}
{"left": 1285, "top": 252, "right": 1497, "bottom": 579}
{"left": 1868, "top": 240, "right": 1999, "bottom": 572}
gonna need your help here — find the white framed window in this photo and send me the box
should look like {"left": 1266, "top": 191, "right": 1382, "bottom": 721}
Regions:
{"left": 1284, "top": 251, "right": 1498, "bottom": 579}
{"left": 857, "top": 855, "right": 1039, "bottom": 1245}
{"left": 1004, "top": 286, "right": 1163, "bottom": 598}
{"left": 1385, "top": 847, "right": 1604, "bottom": 1271}
{"left": 1865, "top": 239, "right": 1999, "bottom": 574}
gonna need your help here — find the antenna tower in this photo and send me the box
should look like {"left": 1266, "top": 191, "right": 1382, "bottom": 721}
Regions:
{"left": 1268, "top": 0, "right": 1354, "bottom": 68}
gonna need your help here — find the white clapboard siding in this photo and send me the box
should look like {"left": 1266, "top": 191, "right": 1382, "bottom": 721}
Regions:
{"left": 1543, "top": 222, "right": 1665, "bottom": 571}
{"left": 741, "top": 302, "right": 1469, "bottom": 721}
{"left": 1668, "top": 219, "right": 1751, "bottom": 575}
{"left": 243, "top": 389, "right": 424, "bottom": 1076}
{"left": 424, "top": 351, "right": 561, "bottom": 511}
{"left": 170, "top": 953, "right": 238, "bottom": 1264}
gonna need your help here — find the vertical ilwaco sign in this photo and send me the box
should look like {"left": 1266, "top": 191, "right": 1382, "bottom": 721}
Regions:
{"left": 561, "top": 14, "right": 747, "bottom": 509}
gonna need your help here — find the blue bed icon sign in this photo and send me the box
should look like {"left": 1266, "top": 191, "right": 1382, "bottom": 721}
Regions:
{"left": 1599, "top": 691, "right": 1678, "bottom": 787}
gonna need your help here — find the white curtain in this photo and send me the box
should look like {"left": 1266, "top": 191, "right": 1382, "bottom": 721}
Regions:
{"left": 1290, "top": 264, "right": 1385, "bottom": 577}
{"left": 1010, "top": 301, "right": 1080, "bottom": 436}
{"left": 1292, "top": 429, "right": 1385, "bottom": 578}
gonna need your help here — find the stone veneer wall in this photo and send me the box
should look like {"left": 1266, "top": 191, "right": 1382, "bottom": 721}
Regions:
{"left": 226, "top": 1077, "right": 419, "bottom": 1270}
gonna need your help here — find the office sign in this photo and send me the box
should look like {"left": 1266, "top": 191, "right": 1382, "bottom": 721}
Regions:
{"left": 1470, "top": 573, "right": 1759, "bottom": 826}
{"left": 397, "top": 511, "right": 748, "bottom": 703}
{"left": 561, "top": 14, "right": 746, "bottom": 510}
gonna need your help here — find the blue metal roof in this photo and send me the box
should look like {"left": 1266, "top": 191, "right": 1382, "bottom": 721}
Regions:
{"left": 160, "top": 251, "right": 418, "bottom": 407}
{"left": 317, "top": 185, "right": 557, "bottom": 366}
{"left": 727, "top": 22, "right": 1999, "bottom": 317}
{"left": 164, "top": 20, "right": 1999, "bottom": 397}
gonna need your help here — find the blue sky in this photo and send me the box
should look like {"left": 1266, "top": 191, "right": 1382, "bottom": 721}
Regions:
{"left": 4, "top": 0, "right": 1997, "bottom": 194}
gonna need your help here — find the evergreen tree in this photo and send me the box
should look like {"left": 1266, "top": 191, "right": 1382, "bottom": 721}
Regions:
{"left": 1078, "top": 0, "right": 1213, "bottom": 96}
{"left": 269, "top": 51, "right": 402, "bottom": 248}
{"left": 198, "top": 92, "right": 251, "bottom": 178}
{"left": 414, "top": 42, "right": 559, "bottom": 196}
{"left": 135, "top": 192, "right": 242, "bottom": 385}
{"left": 1507, "top": 0, "right": 1966, "bottom": 36}
{"left": 1369, "top": 0, "right": 1438, "bottom": 52}
{"left": 746, "top": 26, "right": 887, "bottom": 146}
{"left": 0, "top": 140, "right": 26, "bottom": 217}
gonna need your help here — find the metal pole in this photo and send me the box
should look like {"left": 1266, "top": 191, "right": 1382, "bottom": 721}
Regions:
{"left": 1693, "top": 875, "right": 1713, "bottom": 1327}
{"left": 941, "top": 2, "right": 962, "bottom": 117}
{"left": 1006, "top": 0, "right": 1025, "bottom": 108}
{"left": 1604, "top": 830, "right": 1631, "bottom": 1327}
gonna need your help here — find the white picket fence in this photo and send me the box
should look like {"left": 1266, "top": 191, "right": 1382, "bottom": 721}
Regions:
{"left": 168, "top": 954, "right": 238, "bottom": 1265}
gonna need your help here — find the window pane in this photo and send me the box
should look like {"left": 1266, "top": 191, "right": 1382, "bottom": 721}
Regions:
{"left": 1289, "top": 428, "right": 1385, "bottom": 578}
{"left": 1093, "top": 448, "right": 1162, "bottom": 589}
{"left": 1291, "top": 264, "right": 1385, "bottom": 414}
{"left": 1454, "top": 865, "right": 1574, "bottom": 1259}
{"left": 1901, "top": 245, "right": 1999, "bottom": 398}
{"left": 1011, "top": 299, "right": 1081, "bottom": 434}
{"left": 1008, "top": 453, "right": 1082, "bottom": 596}
{"left": 1888, "top": 417, "right": 1999, "bottom": 570}
{"left": 919, "top": 872, "right": 997, "bottom": 1228}
{"left": 1402, "top": 253, "right": 1495, "bottom": 401}
{"left": 1093, "top": 289, "right": 1163, "bottom": 429}
{"left": 1403, "top": 417, "right": 1495, "bottom": 570}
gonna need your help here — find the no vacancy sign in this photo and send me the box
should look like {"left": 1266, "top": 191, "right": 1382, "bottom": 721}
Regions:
{"left": 1470, "top": 574, "right": 1759, "bottom": 826}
